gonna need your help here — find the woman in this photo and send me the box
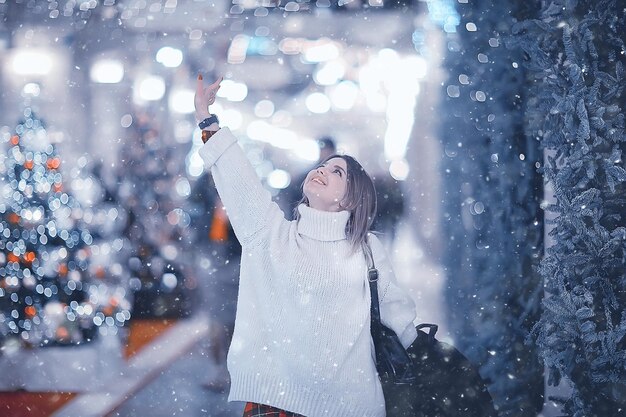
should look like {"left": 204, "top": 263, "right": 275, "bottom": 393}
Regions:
{"left": 194, "top": 75, "right": 418, "bottom": 417}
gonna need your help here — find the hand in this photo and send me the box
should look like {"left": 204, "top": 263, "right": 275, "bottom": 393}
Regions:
{"left": 195, "top": 74, "right": 223, "bottom": 122}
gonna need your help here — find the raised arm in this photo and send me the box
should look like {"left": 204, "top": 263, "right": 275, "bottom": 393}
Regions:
{"left": 194, "top": 74, "right": 286, "bottom": 244}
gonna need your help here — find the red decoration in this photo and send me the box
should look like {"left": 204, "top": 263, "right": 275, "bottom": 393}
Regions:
{"left": 25, "top": 305, "right": 36, "bottom": 318}
{"left": 46, "top": 157, "right": 61, "bottom": 170}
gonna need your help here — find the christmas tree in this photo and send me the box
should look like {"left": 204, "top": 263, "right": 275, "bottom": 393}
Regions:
{"left": 512, "top": 0, "right": 626, "bottom": 415}
{"left": 0, "top": 108, "right": 127, "bottom": 349}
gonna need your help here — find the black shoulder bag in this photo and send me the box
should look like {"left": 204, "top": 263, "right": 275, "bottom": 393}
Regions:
{"left": 365, "top": 242, "right": 497, "bottom": 417}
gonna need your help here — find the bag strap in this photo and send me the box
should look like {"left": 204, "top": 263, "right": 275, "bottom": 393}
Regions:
{"left": 364, "top": 241, "right": 384, "bottom": 351}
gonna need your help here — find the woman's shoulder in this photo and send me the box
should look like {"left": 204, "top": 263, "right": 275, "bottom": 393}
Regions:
{"left": 367, "top": 231, "right": 384, "bottom": 249}
{"left": 367, "top": 231, "right": 392, "bottom": 264}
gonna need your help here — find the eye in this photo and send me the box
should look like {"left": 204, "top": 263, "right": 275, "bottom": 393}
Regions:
{"left": 333, "top": 169, "right": 343, "bottom": 177}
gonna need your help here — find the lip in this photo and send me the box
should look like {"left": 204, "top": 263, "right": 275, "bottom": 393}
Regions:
{"left": 310, "top": 175, "right": 326, "bottom": 185}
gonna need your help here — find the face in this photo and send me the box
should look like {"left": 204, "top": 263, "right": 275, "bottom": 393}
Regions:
{"left": 303, "top": 157, "right": 348, "bottom": 212}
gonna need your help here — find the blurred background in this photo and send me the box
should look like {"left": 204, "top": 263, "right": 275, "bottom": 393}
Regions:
{"left": 0, "top": 0, "right": 624, "bottom": 416}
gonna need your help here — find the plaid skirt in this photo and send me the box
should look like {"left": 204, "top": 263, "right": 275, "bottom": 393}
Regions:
{"left": 243, "top": 402, "right": 305, "bottom": 417}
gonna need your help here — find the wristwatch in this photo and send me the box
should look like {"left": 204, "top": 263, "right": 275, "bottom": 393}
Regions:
{"left": 198, "top": 114, "right": 219, "bottom": 130}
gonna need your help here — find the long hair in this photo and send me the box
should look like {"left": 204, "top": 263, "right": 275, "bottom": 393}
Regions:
{"left": 293, "top": 154, "right": 377, "bottom": 253}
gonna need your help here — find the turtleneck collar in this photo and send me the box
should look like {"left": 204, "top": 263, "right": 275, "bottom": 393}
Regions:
{"left": 296, "top": 204, "right": 350, "bottom": 241}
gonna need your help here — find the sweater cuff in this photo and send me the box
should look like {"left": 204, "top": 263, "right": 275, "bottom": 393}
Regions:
{"left": 197, "top": 127, "right": 237, "bottom": 168}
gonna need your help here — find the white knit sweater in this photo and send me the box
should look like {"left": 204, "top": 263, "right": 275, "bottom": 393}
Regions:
{"left": 198, "top": 128, "right": 418, "bottom": 417}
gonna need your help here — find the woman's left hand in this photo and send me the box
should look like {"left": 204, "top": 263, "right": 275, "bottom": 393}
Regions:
{"left": 195, "top": 74, "right": 223, "bottom": 122}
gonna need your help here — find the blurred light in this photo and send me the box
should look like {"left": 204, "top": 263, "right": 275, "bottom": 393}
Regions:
{"left": 221, "top": 108, "right": 244, "bottom": 131}
{"left": 408, "top": 55, "right": 428, "bottom": 79}
{"left": 365, "top": 51, "right": 421, "bottom": 161}
{"left": 10, "top": 49, "right": 53, "bottom": 76}
{"left": 248, "top": 37, "right": 278, "bottom": 56}
{"left": 156, "top": 47, "right": 183, "bottom": 68}
{"left": 135, "top": 76, "right": 166, "bottom": 101}
{"left": 278, "top": 38, "right": 303, "bottom": 55}
{"left": 255, "top": 100, "right": 275, "bottom": 118}
{"left": 292, "top": 139, "right": 320, "bottom": 162}
{"left": 303, "top": 39, "right": 340, "bottom": 63}
{"left": 378, "top": 48, "right": 399, "bottom": 61}
{"left": 90, "top": 59, "right": 124, "bottom": 83}
{"left": 426, "top": 0, "right": 461, "bottom": 33}
{"left": 272, "top": 110, "right": 293, "bottom": 127}
{"left": 314, "top": 60, "right": 345, "bottom": 86}
{"left": 446, "top": 85, "right": 460, "bottom": 98}
{"left": 234, "top": 0, "right": 259, "bottom": 10}
{"left": 22, "top": 83, "right": 41, "bottom": 96}
{"left": 267, "top": 169, "right": 291, "bottom": 190}
{"left": 174, "top": 120, "right": 194, "bottom": 143}
{"left": 162, "top": 273, "right": 178, "bottom": 289}
{"left": 305, "top": 92, "right": 331, "bottom": 114}
{"left": 285, "top": 1, "right": 300, "bottom": 11}
{"left": 228, "top": 34, "right": 250, "bottom": 64}
{"left": 330, "top": 81, "right": 359, "bottom": 111}
{"left": 187, "top": 145, "right": 205, "bottom": 178}
{"left": 175, "top": 177, "right": 191, "bottom": 197}
{"left": 217, "top": 80, "right": 248, "bottom": 102}
{"left": 366, "top": 92, "right": 387, "bottom": 113}
{"left": 189, "top": 29, "right": 203, "bottom": 40}
{"left": 389, "top": 159, "right": 410, "bottom": 181}
{"left": 384, "top": 98, "right": 415, "bottom": 160}
{"left": 246, "top": 120, "right": 298, "bottom": 149}
{"left": 168, "top": 88, "right": 195, "bottom": 113}
{"left": 120, "top": 114, "right": 133, "bottom": 128}
{"left": 359, "top": 58, "right": 387, "bottom": 112}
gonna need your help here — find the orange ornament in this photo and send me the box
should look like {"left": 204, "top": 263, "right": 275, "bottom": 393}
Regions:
{"left": 24, "top": 252, "right": 36, "bottom": 264}
{"left": 58, "top": 263, "right": 68, "bottom": 276}
{"left": 25, "top": 306, "right": 37, "bottom": 318}
{"left": 7, "top": 213, "right": 20, "bottom": 224}
{"left": 56, "top": 326, "right": 70, "bottom": 341}
{"left": 53, "top": 183, "right": 63, "bottom": 192}
{"left": 95, "top": 266, "right": 106, "bottom": 279}
{"left": 7, "top": 253, "right": 19, "bottom": 263}
{"left": 24, "top": 160, "right": 34, "bottom": 170}
{"left": 47, "top": 157, "right": 61, "bottom": 170}
{"left": 10, "top": 135, "right": 19, "bottom": 145}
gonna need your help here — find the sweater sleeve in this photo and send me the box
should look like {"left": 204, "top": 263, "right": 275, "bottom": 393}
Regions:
{"left": 369, "top": 233, "right": 418, "bottom": 349}
{"left": 197, "top": 127, "right": 286, "bottom": 244}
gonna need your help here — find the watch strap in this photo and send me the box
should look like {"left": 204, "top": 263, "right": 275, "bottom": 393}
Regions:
{"left": 198, "top": 114, "right": 219, "bottom": 130}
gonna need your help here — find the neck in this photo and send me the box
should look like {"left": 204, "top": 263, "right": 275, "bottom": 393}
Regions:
{"left": 296, "top": 204, "right": 350, "bottom": 241}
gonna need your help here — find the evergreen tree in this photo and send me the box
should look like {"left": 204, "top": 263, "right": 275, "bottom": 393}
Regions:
{"left": 440, "top": 1, "right": 544, "bottom": 414}
{"left": 0, "top": 108, "right": 126, "bottom": 348}
{"left": 511, "top": 0, "right": 626, "bottom": 415}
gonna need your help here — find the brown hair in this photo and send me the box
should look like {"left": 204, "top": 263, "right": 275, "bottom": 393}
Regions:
{"left": 293, "top": 154, "right": 377, "bottom": 253}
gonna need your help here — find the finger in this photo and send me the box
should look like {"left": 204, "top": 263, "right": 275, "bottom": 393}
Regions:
{"left": 196, "top": 74, "right": 204, "bottom": 93}
{"left": 208, "top": 76, "right": 223, "bottom": 90}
